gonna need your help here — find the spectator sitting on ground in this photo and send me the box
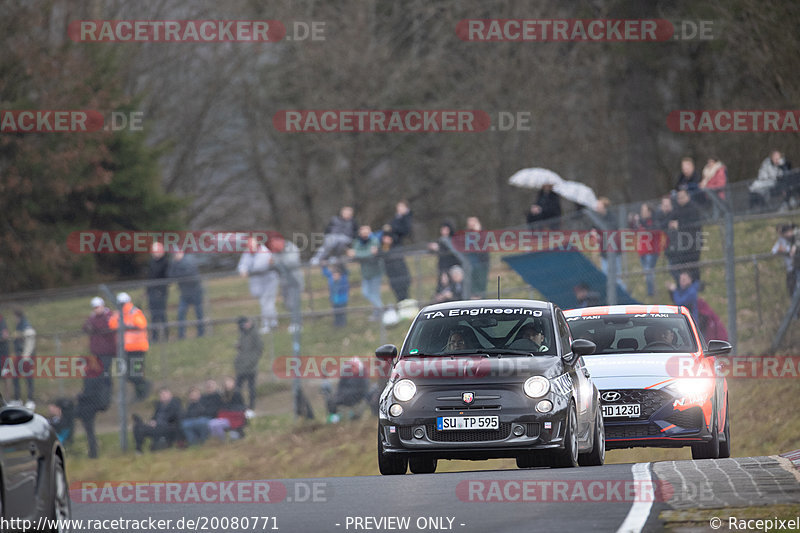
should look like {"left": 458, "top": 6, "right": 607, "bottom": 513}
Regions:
{"left": 132, "top": 387, "right": 182, "bottom": 453}
{"left": 323, "top": 358, "right": 369, "bottom": 423}
{"left": 750, "top": 150, "right": 792, "bottom": 210}
{"left": 208, "top": 377, "right": 246, "bottom": 441}
{"left": 180, "top": 386, "right": 214, "bottom": 446}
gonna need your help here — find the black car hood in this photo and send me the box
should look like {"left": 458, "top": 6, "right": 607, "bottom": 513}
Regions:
{"left": 391, "top": 355, "right": 564, "bottom": 384}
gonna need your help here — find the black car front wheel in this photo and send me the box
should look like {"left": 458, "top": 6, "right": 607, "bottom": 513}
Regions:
{"left": 408, "top": 455, "right": 437, "bottom": 474}
{"left": 48, "top": 454, "right": 71, "bottom": 533}
{"left": 377, "top": 427, "right": 408, "bottom": 475}
{"left": 552, "top": 403, "right": 579, "bottom": 468}
{"left": 691, "top": 404, "right": 720, "bottom": 460}
{"left": 579, "top": 407, "right": 605, "bottom": 466}
{"left": 718, "top": 397, "right": 731, "bottom": 459}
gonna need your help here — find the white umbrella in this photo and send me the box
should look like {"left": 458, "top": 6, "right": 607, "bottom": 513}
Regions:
{"left": 553, "top": 180, "right": 598, "bottom": 209}
{"left": 508, "top": 167, "right": 564, "bottom": 189}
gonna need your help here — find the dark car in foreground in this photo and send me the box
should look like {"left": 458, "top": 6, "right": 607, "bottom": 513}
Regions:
{"left": 564, "top": 305, "right": 731, "bottom": 460}
{"left": 0, "top": 395, "right": 71, "bottom": 531}
{"left": 376, "top": 299, "right": 604, "bottom": 474}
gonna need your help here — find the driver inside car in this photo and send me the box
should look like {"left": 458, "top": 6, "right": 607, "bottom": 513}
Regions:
{"left": 644, "top": 324, "right": 676, "bottom": 348}
{"left": 509, "top": 323, "right": 549, "bottom": 352}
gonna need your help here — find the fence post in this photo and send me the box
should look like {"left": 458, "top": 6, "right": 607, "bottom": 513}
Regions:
{"left": 753, "top": 256, "right": 763, "bottom": 325}
{"left": 54, "top": 333, "right": 64, "bottom": 397}
{"left": 100, "top": 284, "right": 127, "bottom": 452}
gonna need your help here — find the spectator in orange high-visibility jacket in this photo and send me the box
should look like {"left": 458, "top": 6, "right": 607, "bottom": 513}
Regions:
{"left": 109, "top": 292, "right": 151, "bottom": 401}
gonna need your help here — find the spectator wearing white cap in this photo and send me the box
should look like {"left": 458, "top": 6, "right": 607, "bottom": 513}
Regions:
{"left": 109, "top": 292, "right": 151, "bottom": 401}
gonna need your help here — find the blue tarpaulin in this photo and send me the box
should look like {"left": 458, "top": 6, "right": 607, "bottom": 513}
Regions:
{"left": 502, "top": 251, "right": 640, "bottom": 309}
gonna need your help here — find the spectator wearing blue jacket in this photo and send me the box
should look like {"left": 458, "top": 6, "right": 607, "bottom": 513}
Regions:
{"left": 323, "top": 265, "right": 350, "bottom": 327}
{"left": 668, "top": 271, "right": 701, "bottom": 322}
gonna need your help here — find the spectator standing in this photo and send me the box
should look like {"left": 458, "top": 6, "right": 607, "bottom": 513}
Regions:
{"left": 168, "top": 250, "right": 204, "bottom": 338}
{"left": 379, "top": 225, "right": 411, "bottom": 302}
{"left": 464, "top": 216, "right": 490, "bottom": 298}
{"left": 234, "top": 316, "right": 264, "bottom": 412}
{"left": 322, "top": 266, "right": 349, "bottom": 327}
{"left": 772, "top": 224, "right": 798, "bottom": 297}
{"left": 669, "top": 271, "right": 701, "bottom": 322}
{"left": 237, "top": 237, "right": 278, "bottom": 334}
{"left": 77, "top": 354, "right": 111, "bottom": 458}
{"left": 132, "top": 387, "right": 182, "bottom": 453}
{"left": 668, "top": 190, "right": 704, "bottom": 282}
{"left": 310, "top": 206, "right": 358, "bottom": 265}
{"left": 108, "top": 292, "right": 151, "bottom": 401}
{"left": 83, "top": 297, "right": 116, "bottom": 381}
{"left": 675, "top": 157, "right": 701, "bottom": 194}
{"left": 593, "top": 197, "right": 625, "bottom": 289}
{"left": 270, "top": 235, "right": 304, "bottom": 332}
{"left": 700, "top": 157, "right": 727, "bottom": 200}
{"left": 11, "top": 308, "right": 36, "bottom": 409}
{"left": 388, "top": 200, "right": 413, "bottom": 245}
{"left": 631, "top": 203, "right": 660, "bottom": 296}
{"left": 348, "top": 225, "right": 383, "bottom": 321}
{"left": 427, "top": 220, "right": 461, "bottom": 276}
{"left": 146, "top": 241, "right": 170, "bottom": 342}
{"left": 526, "top": 183, "right": 562, "bottom": 229}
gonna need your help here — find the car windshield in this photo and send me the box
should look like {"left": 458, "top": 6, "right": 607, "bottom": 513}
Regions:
{"left": 566, "top": 314, "right": 697, "bottom": 353}
{"left": 402, "top": 306, "right": 555, "bottom": 356}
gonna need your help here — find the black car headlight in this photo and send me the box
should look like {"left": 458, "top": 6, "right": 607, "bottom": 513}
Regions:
{"left": 523, "top": 376, "right": 550, "bottom": 398}
{"left": 393, "top": 379, "right": 417, "bottom": 402}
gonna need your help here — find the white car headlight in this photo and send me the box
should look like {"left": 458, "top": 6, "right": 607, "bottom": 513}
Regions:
{"left": 665, "top": 378, "right": 714, "bottom": 397}
{"left": 393, "top": 379, "right": 417, "bottom": 402}
{"left": 523, "top": 376, "right": 550, "bottom": 398}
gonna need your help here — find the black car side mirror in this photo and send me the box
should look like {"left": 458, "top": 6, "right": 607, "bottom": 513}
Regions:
{"left": 0, "top": 406, "right": 35, "bottom": 425}
{"left": 706, "top": 340, "right": 732, "bottom": 356}
{"left": 375, "top": 344, "right": 398, "bottom": 363}
{"left": 571, "top": 338, "right": 596, "bottom": 356}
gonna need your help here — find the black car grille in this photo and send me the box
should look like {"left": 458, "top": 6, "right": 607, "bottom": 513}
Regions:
{"left": 435, "top": 405, "right": 501, "bottom": 412}
{"left": 602, "top": 389, "right": 671, "bottom": 418}
{"left": 666, "top": 407, "right": 704, "bottom": 429}
{"left": 425, "top": 423, "right": 511, "bottom": 442}
{"left": 606, "top": 424, "right": 661, "bottom": 439}
{"left": 526, "top": 423, "right": 540, "bottom": 437}
{"left": 399, "top": 426, "right": 413, "bottom": 440}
